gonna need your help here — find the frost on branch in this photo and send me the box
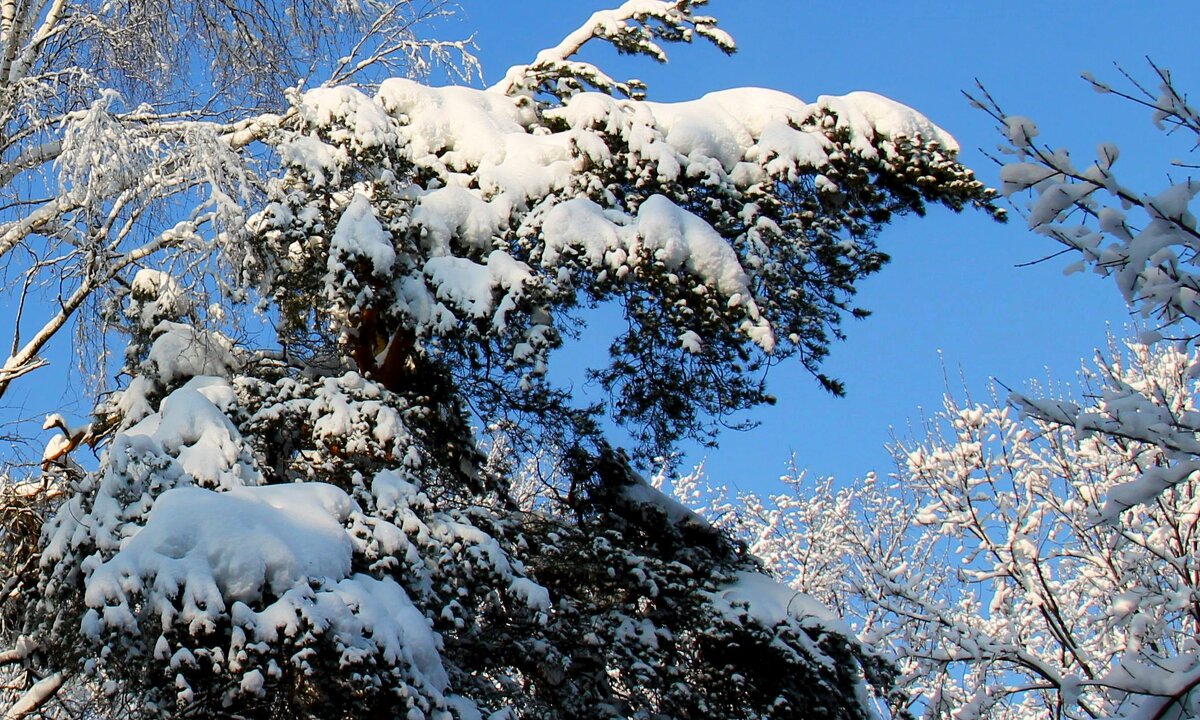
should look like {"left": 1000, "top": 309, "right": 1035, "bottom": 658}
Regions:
{"left": 662, "top": 340, "right": 1200, "bottom": 719}
{"left": 976, "top": 63, "right": 1200, "bottom": 509}
{"left": 241, "top": 75, "right": 998, "bottom": 462}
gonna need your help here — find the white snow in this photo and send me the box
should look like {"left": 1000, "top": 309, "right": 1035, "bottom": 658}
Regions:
{"left": 643, "top": 94, "right": 755, "bottom": 170}
{"left": 85, "top": 482, "right": 352, "bottom": 610}
{"left": 145, "top": 322, "right": 237, "bottom": 386}
{"left": 329, "top": 192, "right": 396, "bottom": 274}
{"left": 79, "top": 469, "right": 458, "bottom": 699}
{"left": 825, "top": 91, "right": 961, "bottom": 152}
{"left": 1003, "top": 115, "right": 1039, "bottom": 150}
{"left": 286, "top": 77, "right": 960, "bottom": 361}
{"left": 299, "top": 85, "right": 396, "bottom": 151}
{"left": 276, "top": 134, "right": 346, "bottom": 187}
{"left": 540, "top": 198, "right": 629, "bottom": 269}
{"left": 423, "top": 250, "right": 533, "bottom": 326}
{"left": 412, "top": 185, "right": 503, "bottom": 255}
{"left": 707, "top": 571, "right": 847, "bottom": 633}
{"left": 539, "top": 194, "right": 777, "bottom": 349}
{"left": 636, "top": 194, "right": 750, "bottom": 299}
{"left": 121, "top": 376, "right": 247, "bottom": 490}
{"left": 128, "top": 269, "right": 191, "bottom": 328}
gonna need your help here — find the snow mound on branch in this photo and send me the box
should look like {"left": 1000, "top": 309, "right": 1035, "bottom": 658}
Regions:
{"left": 298, "top": 85, "right": 395, "bottom": 150}
{"left": 39, "top": 374, "right": 259, "bottom": 567}
{"left": 819, "top": 91, "right": 960, "bottom": 153}
{"left": 423, "top": 251, "right": 533, "bottom": 325}
{"left": 340, "top": 77, "right": 949, "bottom": 202}
{"left": 538, "top": 198, "right": 629, "bottom": 270}
{"left": 84, "top": 482, "right": 354, "bottom": 617}
{"left": 540, "top": 194, "right": 773, "bottom": 350}
{"left": 413, "top": 185, "right": 505, "bottom": 255}
{"left": 330, "top": 192, "right": 395, "bottom": 274}
{"left": 540, "top": 194, "right": 749, "bottom": 297}
{"left": 707, "top": 571, "right": 849, "bottom": 634}
{"left": 128, "top": 269, "right": 191, "bottom": 329}
{"left": 378, "top": 78, "right": 529, "bottom": 148}
{"left": 81, "top": 480, "right": 455, "bottom": 700}
{"left": 43, "top": 371, "right": 554, "bottom": 713}
{"left": 146, "top": 322, "right": 237, "bottom": 385}
{"left": 636, "top": 194, "right": 750, "bottom": 297}
{"left": 121, "top": 376, "right": 247, "bottom": 490}
{"left": 621, "top": 472, "right": 713, "bottom": 529}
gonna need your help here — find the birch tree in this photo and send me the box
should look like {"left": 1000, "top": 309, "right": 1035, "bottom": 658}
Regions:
{"left": 0, "top": 0, "right": 472, "bottom": 397}
{"left": 661, "top": 339, "right": 1200, "bottom": 719}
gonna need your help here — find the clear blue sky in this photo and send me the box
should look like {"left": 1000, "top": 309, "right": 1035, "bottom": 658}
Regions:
{"left": 453, "top": 1, "right": 1200, "bottom": 487}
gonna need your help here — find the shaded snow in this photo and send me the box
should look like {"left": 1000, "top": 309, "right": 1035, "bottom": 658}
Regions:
{"left": 85, "top": 483, "right": 354, "bottom": 610}
{"left": 621, "top": 474, "right": 712, "bottom": 529}
{"left": 636, "top": 194, "right": 750, "bottom": 298}
{"left": 146, "top": 322, "right": 237, "bottom": 386}
{"left": 707, "top": 570, "right": 849, "bottom": 635}
{"left": 121, "top": 376, "right": 247, "bottom": 490}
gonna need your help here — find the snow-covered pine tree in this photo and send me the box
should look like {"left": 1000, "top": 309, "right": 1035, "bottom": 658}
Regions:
{"left": 6, "top": 1, "right": 1000, "bottom": 717}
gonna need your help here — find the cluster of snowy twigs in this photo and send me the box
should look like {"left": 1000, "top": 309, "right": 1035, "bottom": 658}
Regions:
{"left": 661, "top": 63, "right": 1200, "bottom": 720}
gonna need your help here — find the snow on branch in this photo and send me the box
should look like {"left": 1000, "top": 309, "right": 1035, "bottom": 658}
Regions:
{"left": 0, "top": 3, "right": 1005, "bottom": 716}
{"left": 661, "top": 340, "right": 1200, "bottom": 718}
{"left": 491, "top": 0, "right": 734, "bottom": 99}
{"left": 972, "top": 61, "right": 1200, "bottom": 336}
{"left": 976, "top": 62, "right": 1200, "bottom": 514}
{"left": 245, "top": 75, "right": 995, "bottom": 461}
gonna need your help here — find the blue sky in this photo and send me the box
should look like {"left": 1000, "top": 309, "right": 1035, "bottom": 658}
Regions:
{"left": 454, "top": 1, "right": 1200, "bottom": 487}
